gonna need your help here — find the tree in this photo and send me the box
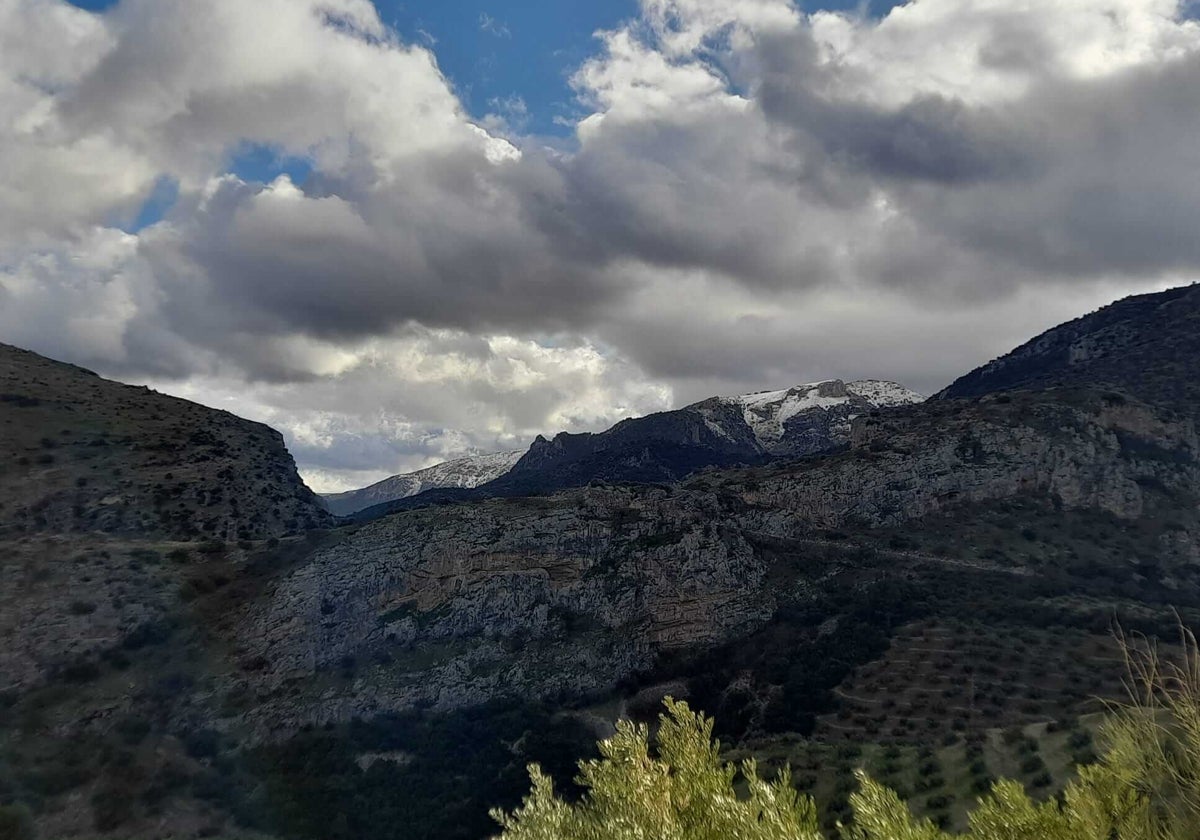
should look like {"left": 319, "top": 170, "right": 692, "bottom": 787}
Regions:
{"left": 494, "top": 628, "right": 1200, "bottom": 840}
{"left": 491, "top": 698, "right": 821, "bottom": 840}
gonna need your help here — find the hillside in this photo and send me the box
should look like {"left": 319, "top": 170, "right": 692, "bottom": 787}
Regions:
{"left": 0, "top": 343, "right": 332, "bottom": 540}
{"left": 935, "top": 283, "right": 1200, "bottom": 420}
{"left": 321, "top": 451, "right": 524, "bottom": 516}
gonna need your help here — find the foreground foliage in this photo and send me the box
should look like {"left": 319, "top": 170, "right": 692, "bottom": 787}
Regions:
{"left": 494, "top": 632, "right": 1200, "bottom": 840}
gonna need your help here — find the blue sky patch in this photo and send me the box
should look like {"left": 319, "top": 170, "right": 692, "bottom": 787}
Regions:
{"left": 228, "top": 144, "right": 315, "bottom": 188}
{"left": 123, "top": 175, "right": 177, "bottom": 234}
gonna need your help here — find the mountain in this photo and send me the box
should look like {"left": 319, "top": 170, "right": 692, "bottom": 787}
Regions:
{"left": 0, "top": 342, "right": 331, "bottom": 540}
{"left": 708, "top": 379, "right": 925, "bottom": 455}
{"left": 236, "top": 387, "right": 1200, "bottom": 729}
{"left": 6, "top": 287, "right": 1200, "bottom": 840}
{"left": 352, "top": 379, "right": 923, "bottom": 519}
{"left": 321, "top": 451, "right": 525, "bottom": 516}
{"left": 935, "top": 282, "right": 1200, "bottom": 420}
{"left": 224, "top": 384, "right": 1200, "bottom": 840}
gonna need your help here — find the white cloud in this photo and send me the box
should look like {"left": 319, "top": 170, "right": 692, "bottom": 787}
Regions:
{"left": 137, "top": 330, "right": 672, "bottom": 491}
{"left": 808, "top": 0, "right": 1200, "bottom": 105}
{"left": 2, "top": 0, "right": 1200, "bottom": 491}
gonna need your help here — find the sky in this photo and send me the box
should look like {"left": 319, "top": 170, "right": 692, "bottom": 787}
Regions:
{"left": 2, "top": 0, "right": 1199, "bottom": 493}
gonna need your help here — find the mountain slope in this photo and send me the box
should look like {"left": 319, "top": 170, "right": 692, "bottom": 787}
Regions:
{"left": 935, "top": 282, "right": 1200, "bottom": 420}
{"left": 354, "top": 379, "right": 922, "bottom": 519}
{"left": 0, "top": 342, "right": 331, "bottom": 539}
{"left": 322, "top": 451, "right": 524, "bottom": 516}
{"left": 237, "top": 387, "right": 1200, "bottom": 730}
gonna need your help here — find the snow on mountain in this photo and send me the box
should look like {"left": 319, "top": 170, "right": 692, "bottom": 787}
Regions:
{"left": 322, "top": 450, "right": 524, "bottom": 516}
{"left": 708, "top": 379, "right": 924, "bottom": 452}
{"left": 844, "top": 380, "right": 927, "bottom": 408}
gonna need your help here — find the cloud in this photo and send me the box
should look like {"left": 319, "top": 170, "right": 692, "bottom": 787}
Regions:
{"left": 136, "top": 330, "right": 672, "bottom": 490}
{"left": 2, "top": 0, "right": 1199, "bottom": 490}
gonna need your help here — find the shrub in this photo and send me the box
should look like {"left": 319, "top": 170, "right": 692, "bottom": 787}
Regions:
{"left": 1021, "top": 755, "right": 1047, "bottom": 774}
{"left": 971, "top": 775, "right": 996, "bottom": 794}
{"left": 1068, "top": 730, "right": 1093, "bottom": 749}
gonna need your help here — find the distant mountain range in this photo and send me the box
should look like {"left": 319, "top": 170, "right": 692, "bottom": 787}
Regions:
{"left": 326, "top": 379, "right": 924, "bottom": 517}
{"left": 322, "top": 451, "right": 525, "bottom": 516}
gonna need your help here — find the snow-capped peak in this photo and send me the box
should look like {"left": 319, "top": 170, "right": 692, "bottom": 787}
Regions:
{"left": 721, "top": 379, "right": 923, "bottom": 445}
{"left": 322, "top": 450, "right": 524, "bottom": 515}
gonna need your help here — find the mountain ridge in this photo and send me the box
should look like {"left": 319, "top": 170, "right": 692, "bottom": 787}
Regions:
{"left": 0, "top": 342, "right": 332, "bottom": 540}
{"left": 5, "top": 285, "right": 1200, "bottom": 840}
{"left": 322, "top": 450, "right": 525, "bottom": 516}
{"left": 348, "top": 378, "right": 923, "bottom": 520}
{"left": 936, "top": 282, "right": 1200, "bottom": 421}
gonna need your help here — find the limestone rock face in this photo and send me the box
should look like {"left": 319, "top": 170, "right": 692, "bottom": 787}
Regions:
{"left": 230, "top": 388, "right": 1199, "bottom": 733}
{"left": 234, "top": 487, "right": 771, "bottom": 732}
{"left": 744, "top": 390, "right": 1198, "bottom": 532}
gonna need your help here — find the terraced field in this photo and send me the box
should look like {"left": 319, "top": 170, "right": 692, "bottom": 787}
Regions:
{"left": 813, "top": 619, "right": 1133, "bottom": 743}
{"left": 731, "top": 713, "right": 1104, "bottom": 833}
{"left": 722, "top": 618, "right": 1175, "bottom": 833}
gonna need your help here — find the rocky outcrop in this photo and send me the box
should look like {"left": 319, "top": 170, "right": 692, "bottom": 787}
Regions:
{"left": 739, "top": 389, "right": 1198, "bottom": 533}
